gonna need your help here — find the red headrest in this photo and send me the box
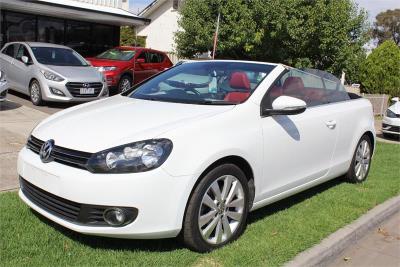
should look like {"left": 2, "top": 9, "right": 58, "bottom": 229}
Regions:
{"left": 229, "top": 72, "right": 250, "bottom": 91}
{"left": 283, "top": 77, "right": 304, "bottom": 93}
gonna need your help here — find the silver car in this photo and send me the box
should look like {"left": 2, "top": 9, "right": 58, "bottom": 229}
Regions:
{"left": 0, "top": 42, "right": 108, "bottom": 105}
{"left": 0, "top": 69, "right": 8, "bottom": 102}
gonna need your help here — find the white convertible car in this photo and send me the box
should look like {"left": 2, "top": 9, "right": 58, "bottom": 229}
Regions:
{"left": 18, "top": 60, "right": 375, "bottom": 252}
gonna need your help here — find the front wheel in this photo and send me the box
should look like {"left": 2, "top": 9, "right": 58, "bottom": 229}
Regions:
{"left": 117, "top": 75, "right": 132, "bottom": 93}
{"left": 345, "top": 134, "right": 372, "bottom": 183}
{"left": 182, "top": 164, "right": 249, "bottom": 252}
{"left": 30, "top": 80, "right": 43, "bottom": 106}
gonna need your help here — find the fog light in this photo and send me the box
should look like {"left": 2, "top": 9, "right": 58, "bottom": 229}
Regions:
{"left": 50, "top": 87, "right": 65, "bottom": 96}
{"left": 103, "top": 208, "right": 127, "bottom": 226}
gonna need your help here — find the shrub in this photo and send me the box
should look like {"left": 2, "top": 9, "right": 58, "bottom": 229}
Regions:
{"left": 360, "top": 40, "right": 400, "bottom": 96}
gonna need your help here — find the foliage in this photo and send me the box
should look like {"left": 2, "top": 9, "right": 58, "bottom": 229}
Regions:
{"left": 120, "top": 26, "right": 146, "bottom": 47}
{"left": 360, "top": 40, "right": 400, "bottom": 96}
{"left": 372, "top": 9, "right": 400, "bottom": 46}
{"left": 175, "top": 0, "right": 369, "bottom": 76}
{"left": 1, "top": 142, "right": 400, "bottom": 266}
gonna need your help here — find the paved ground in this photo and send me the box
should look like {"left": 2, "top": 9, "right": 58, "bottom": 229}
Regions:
{"left": 0, "top": 98, "right": 48, "bottom": 191}
{"left": 328, "top": 212, "right": 400, "bottom": 267}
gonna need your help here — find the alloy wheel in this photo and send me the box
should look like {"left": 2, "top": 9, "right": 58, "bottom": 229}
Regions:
{"left": 120, "top": 78, "right": 131, "bottom": 92}
{"left": 354, "top": 139, "right": 371, "bottom": 181}
{"left": 30, "top": 82, "right": 40, "bottom": 103}
{"left": 198, "top": 175, "right": 245, "bottom": 245}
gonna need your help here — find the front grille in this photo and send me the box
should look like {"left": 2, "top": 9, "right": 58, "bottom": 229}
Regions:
{"left": 27, "top": 135, "right": 92, "bottom": 170}
{"left": 20, "top": 177, "right": 138, "bottom": 226}
{"left": 65, "top": 82, "right": 103, "bottom": 98}
{"left": 383, "top": 124, "right": 400, "bottom": 133}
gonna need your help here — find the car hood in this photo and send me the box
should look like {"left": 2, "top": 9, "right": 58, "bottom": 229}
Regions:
{"left": 86, "top": 58, "right": 127, "bottom": 67}
{"left": 388, "top": 101, "right": 400, "bottom": 114}
{"left": 32, "top": 95, "right": 235, "bottom": 152}
{"left": 45, "top": 65, "right": 103, "bottom": 82}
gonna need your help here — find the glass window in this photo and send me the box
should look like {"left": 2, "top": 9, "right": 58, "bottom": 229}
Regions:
{"left": 149, "top": 52, "right": 161, "bottom": 63}
{"left": 129, "top": 61, "right": 275, "bottom": 104}
{"left": 31, "top": 47, "right": 89, "bottom": 66}
{"left": 96, "top": 48, "right": 136, "bottom": 61}
{"left": 65, "top": 21, "right": 91, "bottom": 56}
{"left": 15, "top": 44, "right": 32, "bottom": 62}
{"left": 92, "top": 25, "right": 116, "bottom": 56}
{"left": 136, "top": 51, "right": 149, "bottom": 63}
{"left": 38, "top": 17, "right": 64, "bottom": 44}
{"left": 5, "top": 12, "right": 36, "bottom": 42}
{"left": 2, "top": 44, "right": 17, "bottom": 58}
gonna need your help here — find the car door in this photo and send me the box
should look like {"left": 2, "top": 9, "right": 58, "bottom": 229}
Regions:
{"left": 133, "top": 51, "right": 154, "bottom": 84}
{"left": 12, "top": 44, "right": 33, "bottom": 92}
{"left": 258, "top": 68, "right": 339, "bottom": 199}
{"left": 0, "top": 44, "right": 18, "bottom": 88}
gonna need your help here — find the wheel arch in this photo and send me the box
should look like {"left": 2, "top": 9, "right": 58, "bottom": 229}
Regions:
{"left": 364, "top": 130, "right": 375, "bottom": 154}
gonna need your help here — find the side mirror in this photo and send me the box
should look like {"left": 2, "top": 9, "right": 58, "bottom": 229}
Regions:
{"left": 262, "top": 96, "right": 307, "bottom": 116}
{"left": 21, "top": 56, "right": 30, "bottom": 64}
{"left": 391, "top": 97, "right": 399, "bottom": 103}
{"left": 135, "top": 58, "right": 145, "bottom": 64}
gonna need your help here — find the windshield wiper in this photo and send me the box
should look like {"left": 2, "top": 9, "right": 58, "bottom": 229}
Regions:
{"left": 199, "top": 100, "right": 238, "bottom": 105}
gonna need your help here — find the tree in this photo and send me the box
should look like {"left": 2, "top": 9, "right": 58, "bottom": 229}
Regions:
{"left": 175, "top": 0, "right": 368, "bottom": 77}
{"left": 360, "top": 40, "right": 400, "bottom": 96}
{"left": 372, "top": 9, "right": 400, "bottom": 46}
{"left": 120, "top": 26, "right": 146, "bottom": 47}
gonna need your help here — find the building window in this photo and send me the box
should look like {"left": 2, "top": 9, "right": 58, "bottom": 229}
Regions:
{"left": 38, "top": 17, "right": 64, "bottom": 44}
{"left": 65, "top": 21, "right": 91, "bottom": 56}
{"left": 4, "top": 12, "right": 36, "bottom": 42}
{"left": 92, "top": 24, "right": 116, "bottom": 56}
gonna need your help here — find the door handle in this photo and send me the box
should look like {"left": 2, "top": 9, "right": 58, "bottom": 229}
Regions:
{"left": 325, "top": 120, "right": 337, "bottom": 129}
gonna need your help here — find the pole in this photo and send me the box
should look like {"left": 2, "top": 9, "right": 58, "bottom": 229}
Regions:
{"left": 212, "top": 12, "right": 220, "bottom": 59}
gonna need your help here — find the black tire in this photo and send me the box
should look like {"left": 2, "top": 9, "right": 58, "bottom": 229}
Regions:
{"left": 182, "top": 163, "right": 249, "bottom": 252}
{"left": 29, "top": 80, "right": 43, "bottom": 106}
{"left": 345, "top": 134, "right": 372, "bottom": 183}
{"left": 117, "top": 75, "right": 132, "bottom": 93}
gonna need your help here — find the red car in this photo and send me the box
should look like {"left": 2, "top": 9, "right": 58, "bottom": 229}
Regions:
{"left": 87, "top": 47, "right": 173, "bottom": 93}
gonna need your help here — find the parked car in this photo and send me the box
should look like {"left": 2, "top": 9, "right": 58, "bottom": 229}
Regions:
{"left": 0, "top": 42, "right": 108, "bottom": 105}
{"left": 86, "top": 47, "right": 173, "bottom": 93}
{"left": 382, "top": 97, "right": 400, "bottom": 139}
{"left": 0, "top": 69, "right": 8, "bottom": 101}
{"left": 18, "top": 61, "right": 375, "bottom": 252}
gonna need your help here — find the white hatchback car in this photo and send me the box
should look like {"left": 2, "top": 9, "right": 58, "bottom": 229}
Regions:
{"left": 18, "top": 61, "right": 375, "bottom": 252}
{"left": 382, "top": 97, "right": 400, "bottom": 139}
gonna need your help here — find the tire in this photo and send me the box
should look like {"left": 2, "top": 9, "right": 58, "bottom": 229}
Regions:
{"left": 117, "top": 75, "right": 132, "bottom": 93}
{"left": 345, "top": 134, "right": 372, "bottom": 183}
{"left": 29, "top": 80, "right": 43, "bottom": 106}
{"left": 182, "top": 163, "right": 249, "bottom": 252}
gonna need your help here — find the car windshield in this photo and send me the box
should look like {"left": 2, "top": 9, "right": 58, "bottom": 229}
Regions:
{"left": 96, "top": 48, "right": 136, "bottom": 61}
{"left": 129, "top": 61, "right": 276, "bottom": 105}
{"left": 31, "top": 47, "right": 89, "bottom": 66}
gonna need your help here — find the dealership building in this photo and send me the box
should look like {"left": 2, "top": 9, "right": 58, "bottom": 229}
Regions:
{"left": 0, "top": 0, "right": 149, "bottom": 57}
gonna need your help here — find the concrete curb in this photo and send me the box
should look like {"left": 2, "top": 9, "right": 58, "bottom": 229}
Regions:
{"left": 284, "top": 195, "right": 400, "bottom": 267}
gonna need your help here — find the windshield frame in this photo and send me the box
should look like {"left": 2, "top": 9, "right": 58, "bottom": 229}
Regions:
{"left": 31, "top": 46, "right": 90, "bottom": 67}
{"left": 125, "top": 61, "right": 276, "bottom": 105}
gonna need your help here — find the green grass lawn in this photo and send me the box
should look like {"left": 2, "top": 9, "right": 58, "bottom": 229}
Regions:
{"left": 1, "top": 142, "right": 399, "bottom": 266}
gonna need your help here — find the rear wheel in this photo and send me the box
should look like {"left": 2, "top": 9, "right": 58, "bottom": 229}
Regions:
{"left": 182, "top": 164, "right": 249, "bottom": 252}
{"left": 30, "top": 80, "right": 43, "bottom": 106}
{"left": 117, "top": 75, "right": 132, "bottom": 93}
{"left": 345, "top": 134, "right": 372, "bottom": 183}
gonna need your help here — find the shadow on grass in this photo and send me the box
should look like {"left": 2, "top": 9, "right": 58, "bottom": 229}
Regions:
{"left": 30, "top": 177, "right": 345, "bottom": 252}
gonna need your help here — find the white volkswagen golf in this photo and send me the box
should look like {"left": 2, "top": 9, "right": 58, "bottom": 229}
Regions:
{"left": 18, "top": 61, "right": 375, "bottom": 252}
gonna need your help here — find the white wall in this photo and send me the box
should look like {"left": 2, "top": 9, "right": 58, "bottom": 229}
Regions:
{"left": 136, "top": 0, "right": 180, "bottom": 53}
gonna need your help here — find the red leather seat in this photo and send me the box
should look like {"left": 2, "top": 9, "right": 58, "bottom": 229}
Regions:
{"left": 282, "top": 77, "right": 305, "bottom": 98}
{"left": 224, "top": 72, "right": 251, "bottom": 103}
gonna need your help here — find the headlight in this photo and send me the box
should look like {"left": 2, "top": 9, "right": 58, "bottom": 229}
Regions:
{"left": 386, "top": 109, "right": 397, "bottom": 118}
{"left": 97, "top": 66, "right": 117, "bottom": 72}
{"left": 40, "top": 70, "right": 64, "bottom": 82}
{"left": 86, "top": 139, "right": 173, "bottom": 173}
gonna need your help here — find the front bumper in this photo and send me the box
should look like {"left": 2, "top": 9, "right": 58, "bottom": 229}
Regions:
{"left": 18, "top": 147, "right": 195, "bottom": 239}
{"left": 382, "top": 116, "right": 400, "bottom": 135}
{"left": 40, "top": 79, "right": 109, "bottom": 103}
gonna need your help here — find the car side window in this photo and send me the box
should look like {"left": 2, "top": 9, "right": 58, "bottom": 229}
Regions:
{"left": 2, "top": 44, "right": 17, "bottom": 58}
{"left": 149, "top": 52, "right": 160, "bottom": 63}
{"left": 15, "top": 45, "right": 32, "bottom": 62}
{"left": 136, "top": 52, "right": 149, "bottom": 63}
